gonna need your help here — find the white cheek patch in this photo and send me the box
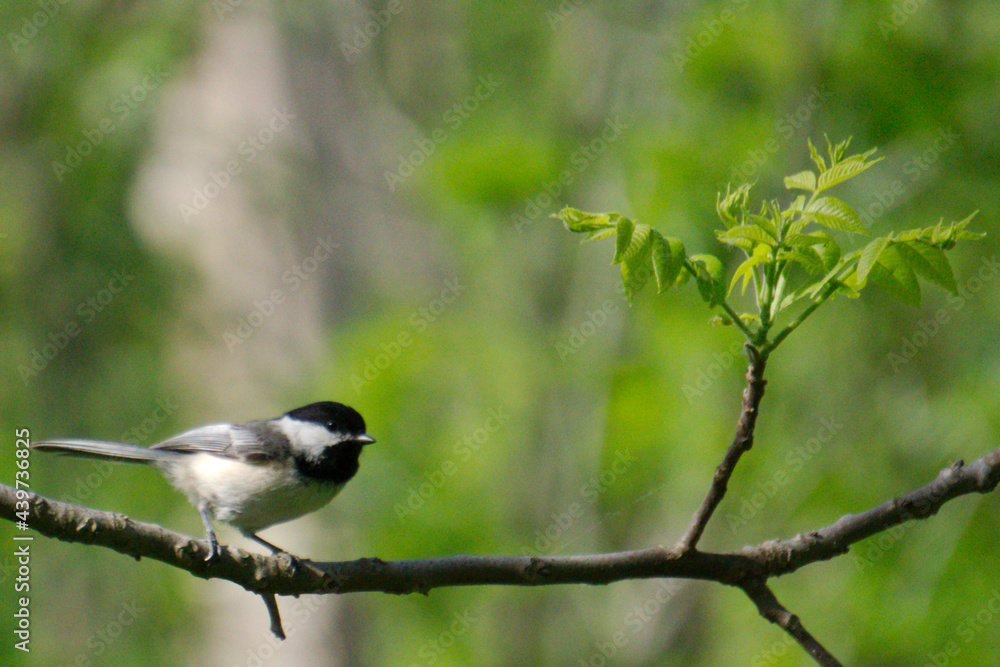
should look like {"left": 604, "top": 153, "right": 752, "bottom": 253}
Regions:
{"left": 274, "top": 416, "right": 340, "bottom": 459}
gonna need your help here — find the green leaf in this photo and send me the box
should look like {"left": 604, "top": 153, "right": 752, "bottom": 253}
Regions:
{"left": 808, "top": 138, "right": 826, "bottom": 172}
{"left": 867, "top": 244, "right": 921, "bottom": 306}
{"left": 929, "top": 220, "right": 951, "bottom": 246}
{"left": 556, "top": 207, "right": 615, "bottom": 233}
{"left": 620, "top": 243, "right": 652, "bottom": 304}
{"left": 837, "top": 270, "right": 863, "bottom": 298}
{"left": 783, "top": 229, "right": 832, "bottom": 248}
{"left": 613, "top": 218, "right": 646, "bottom": 264}
{"left": 818, "top": 236, "right": 841, "bottom": 271}
{"left": 816, "top": 151, "right": 882, "bottom": 192}
{"left": 895, "top": 240, "right": 957, "bottom": 293}
{"left": 777, "top": 278, "right": 826, "bottom": 310}
{"left": 953, "top": 211, "right": 985, "bottom": 240}
{"left": 729, "top": 244, "right": 770, "bottom": 295}
{"left": 783, "top": 219, "right": 809, "bottom": 241}
{"left": 804, "top": 258, "right": 849, "bottom": 298}
{"left": 748, "top": 210, "right": 778, "bottom": 241}
{"left": 716, "top": 183, "right": 751, "bottom": 227}
{"left": 557, "top": 142, "right": 981, "bottom": 329}
{"left": 936, "top": 211, "right": 985, "bottom": 248}
{"left": 612, "top": 216, "right": 634, "bottom": 262}
{"left": 856, "top": 236, "right": 890, "bottom": 283}
{"left": 674, "top": 265, "right": 692, "bottom": 288}
{"left": 690, "top": 254, "right": 725, "bottom": 306}
{"left": 715, "top": 224, "right": 776, "bottom": 248}
{"left": 784, "top": 170, "right": 816, "bottom": 192}
{"left": 585, "top": 227, "right": 618, "bottom": 242}
{"left": 805, "top": 196, "right": 869, "bottom": 235}
{"left": 827, "top": 136, "right": 850, "bottom": 162}
{"left": 651, "top": 234, "right": 686, "bottom": 293}
{"left": 778, "top": 247, "right": 825, "bottom": 275}
{"left": 956, "top": 229, "right": 987, "bottom": 241}
{"left": 782, "top": 195, "right": 808, "bottom": 225}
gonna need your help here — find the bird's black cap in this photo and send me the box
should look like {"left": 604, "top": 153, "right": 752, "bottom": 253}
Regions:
{"left": 285, "top": 402, "right": 369, "bottom": 437}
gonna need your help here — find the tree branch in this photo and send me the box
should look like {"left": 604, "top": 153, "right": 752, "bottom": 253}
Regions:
{"left": 1, "top": 487, "right": 752, "bottom": 594}
{"left": 740, "top": 578, "right": 843, "bottom": 667}
{"left": 675, "top": 343, "right": 768, "bottom": 553}
{"left": 7, "top": 445, "right": 1000, "bottom": 661}
{"left": 744, "top": 451, "right": 1000, "bottom": 578}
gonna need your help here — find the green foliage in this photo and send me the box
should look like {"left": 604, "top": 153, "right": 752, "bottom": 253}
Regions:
{"left": 556, "top": 138, "right": 984, "bottom": 353}
{"left": 558, "top": 208, "right": 690, "bottom": 302}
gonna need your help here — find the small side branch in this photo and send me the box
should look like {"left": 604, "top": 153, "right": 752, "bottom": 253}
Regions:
{"left": 260, "top": 593, "right": 286, "bottom": 640}
{"left": 740, "top": 578, "right": 843, "bottom": 667}
{"left": 675, "top": 343, "right": 768, "bottom": 552}
{"left": 764, "top": 281, "right": 839, "bottom": 354}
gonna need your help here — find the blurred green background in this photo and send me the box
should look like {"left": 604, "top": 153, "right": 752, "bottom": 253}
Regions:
{"left": 2, "top": 0, "right": 1000, "bottom": 665}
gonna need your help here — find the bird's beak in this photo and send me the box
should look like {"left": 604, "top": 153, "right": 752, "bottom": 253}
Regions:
{"left": 356, "top": 434, "right": 376, "bottom": 446}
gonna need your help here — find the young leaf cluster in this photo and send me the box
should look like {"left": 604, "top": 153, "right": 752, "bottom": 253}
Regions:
{"left": 555, "top": 138, "right": 983, "bottom": 353}
{"left": 555, "top": 208, "right": 723, "bottom": 308}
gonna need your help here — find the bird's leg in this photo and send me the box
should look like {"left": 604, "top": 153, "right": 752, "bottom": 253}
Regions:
{"left": 198, "top": 505, "right": 221, "bottom": 560}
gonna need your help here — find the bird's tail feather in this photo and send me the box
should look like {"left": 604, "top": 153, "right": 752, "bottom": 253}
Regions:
{"left": 32, "top": 439, "right": 179, "bottom": 463}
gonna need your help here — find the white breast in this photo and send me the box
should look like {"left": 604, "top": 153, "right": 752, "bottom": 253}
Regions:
{"left": 157, "top": 454, "right": 343, "bottom": 534}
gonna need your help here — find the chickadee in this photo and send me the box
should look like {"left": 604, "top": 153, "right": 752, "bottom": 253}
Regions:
{"left": 34, "top": 402, "right": 374, "bottom": 559}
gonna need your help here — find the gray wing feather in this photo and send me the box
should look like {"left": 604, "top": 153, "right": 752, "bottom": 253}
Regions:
{"left": 151, "top": 422, "right": 283, "bottom": 461}
{"left": 150, "top": 423, "right": 237, "bottom": 454}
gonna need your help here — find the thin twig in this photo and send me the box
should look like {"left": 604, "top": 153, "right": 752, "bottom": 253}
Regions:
{"left": 764, "top": 281, "right": 839, "bottom": 354}
{"left": 740, "top": 578, "right": 843, "bottom": 667}
{"left": 718, "top": 299, "right": 756, "bottom": 342}
{"left": 681, "top": 258, "right": 755, "bottom": 342}
{"left": 260, "top": 592, "right": 286, "bottom": 640}
{"left": 674, "top": 343, "right": 768, "bottom": 552}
